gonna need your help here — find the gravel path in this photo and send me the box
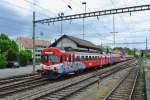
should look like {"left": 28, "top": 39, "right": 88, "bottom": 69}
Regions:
{"left": 0, "top": 65, "right": 41, "bottom": 78}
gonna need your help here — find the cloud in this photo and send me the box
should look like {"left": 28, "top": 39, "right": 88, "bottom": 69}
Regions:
{"left": 0, "top": 0, "right": 150, "bottom": 49}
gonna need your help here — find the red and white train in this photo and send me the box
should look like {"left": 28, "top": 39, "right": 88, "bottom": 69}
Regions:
{"left": 38, "top": 47, "right": 133, "bottom": 79}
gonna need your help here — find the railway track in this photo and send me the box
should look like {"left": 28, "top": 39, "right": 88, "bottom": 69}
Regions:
{"left": 0, "top": 73, "right": 52, "bottom": 98}
{"left": 19, "top": 60, "right": 137, "bottom": 100}
{"left": 0, "top": 59, "right": 137, "bottom": 99}
{"left": 130, "top": 66, "right": 145, "bottom": 100}
{"left": 104, "top": 66, "right": 139, "bottom": 100}
{"left": 0, "top": 73, "right": 39, "bottom": 85}
{"left": 0, "top": 77, "right": 51, "bottom": 97}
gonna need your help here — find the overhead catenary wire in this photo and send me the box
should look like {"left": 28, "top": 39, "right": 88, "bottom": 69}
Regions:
{"left": 109, "top": 0, "right": 131, "bottom": 32}
{"left": 2, "top": 0, "right": 50, "bottom": 18}
{"left": 24, "top": 0, "right": 57, "bottom": 16}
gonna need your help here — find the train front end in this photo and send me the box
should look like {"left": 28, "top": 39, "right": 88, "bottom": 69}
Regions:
{"left": 38, "top": 47, "right": 63, "bottom": 79}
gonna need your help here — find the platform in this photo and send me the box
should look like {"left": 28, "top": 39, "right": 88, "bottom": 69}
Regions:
{"left": 0, "top": 65, "right": 41, "bottom": 78}
{"left": 144, "top": 60, "right": 150, "bottom": 100}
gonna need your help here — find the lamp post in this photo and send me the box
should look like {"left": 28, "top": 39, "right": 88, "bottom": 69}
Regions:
{"left": 32, "top": 12, "right": 36, "bottom": 73}
{"left": 82, "top": 2, "right": 86, "bottom": 40}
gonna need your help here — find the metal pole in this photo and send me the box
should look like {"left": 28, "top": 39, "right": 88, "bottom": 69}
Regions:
{"left": 82, "top": 2, "right": 86, "bottom": 40}
{"left": 146, "top": 36, "right": 147, "bottom": 57}
{"left": 113, "top": 14, "right": 115, "bottom": 48}
{"left": 32, "top": 12, "right": 36, "bottom": 73}
{"left": 60, "top": 13, "right": 64, "bottom": 49}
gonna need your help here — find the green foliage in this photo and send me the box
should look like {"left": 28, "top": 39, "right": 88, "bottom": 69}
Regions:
{"left": 0, "top": 33, "right": 20, "bottom": 68}
{"left": 18, "top": 50, "right": 32, "bottom": 66}
{"left": 0, "top": 53, "right": 7, "bottom": 68}
{"left": 6, "top": 48, "right": 18, "bottom": 61}
{"left": 0, "top": 33, "right": 18, "bottom": 53}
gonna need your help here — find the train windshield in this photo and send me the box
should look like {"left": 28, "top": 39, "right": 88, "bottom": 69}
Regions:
{"left": 49, "top": 56, "right": 60, "bottom": 63}
{"left": 41, "top": 55, "right": 60, "bottom": 63}
{"left": 41, "top": 56, "right": 48, "bottom": 62}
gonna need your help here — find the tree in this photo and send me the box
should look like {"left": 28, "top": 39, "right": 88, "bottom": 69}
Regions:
{"left": 0, "top": 33, "right": 19, "bottom": 68}
{"left": 0, "top": 33, "right": 18, "bottom": 53}
{"left": 0, "top": 53, "right": 7, "bottom": 68}
{"left": 18, "top": 50, "right": 32, "bottom": 66}
{"left": 6, "top": 48, "right": 18, "bottom": 61}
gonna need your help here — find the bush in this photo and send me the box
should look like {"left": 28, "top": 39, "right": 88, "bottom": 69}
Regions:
{"left": 6, "top": 48, "right": 18, "bottom": 62}
{"left": 18, "top": 50, "right": 32, "bottom": 66}
{"left": 0, "top": 54, "right": 7, "bottom": 68}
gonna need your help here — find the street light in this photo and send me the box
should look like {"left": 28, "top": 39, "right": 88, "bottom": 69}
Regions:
{"left": 82, "top": 2, "right": 86, "bottom": 40}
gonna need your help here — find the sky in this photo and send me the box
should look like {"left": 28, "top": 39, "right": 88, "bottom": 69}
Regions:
{"left": 0, "top": 0, "right": 150, "bottom": 49}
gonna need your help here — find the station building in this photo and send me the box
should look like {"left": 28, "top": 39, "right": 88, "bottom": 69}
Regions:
{"left": 50, "top": 35, "right": 101, "bottom": 52}
{"left": 16, "top": 37, "right": 50, "bottom": 60}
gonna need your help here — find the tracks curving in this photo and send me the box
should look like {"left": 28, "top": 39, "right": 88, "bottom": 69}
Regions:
{"left": 104, "top": 66, "right": 139, "bottom": 100}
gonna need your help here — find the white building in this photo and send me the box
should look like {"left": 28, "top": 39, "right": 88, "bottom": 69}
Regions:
{"left": 16, "top": 37, "right": 50, "bottom": 60}
{"left": 51, "top": 35, "right": 100, "bottom": 52}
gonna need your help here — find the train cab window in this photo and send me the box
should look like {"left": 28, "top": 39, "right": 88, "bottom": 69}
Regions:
{"left": 41, "top": 55, "right": 48, "bottom": 62}
{"left": 49, "top": 55, "right": 60, "bottom": 63}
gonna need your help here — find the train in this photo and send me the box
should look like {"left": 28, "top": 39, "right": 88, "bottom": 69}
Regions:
{"left": 37, "top": 47, "right": 133, "bottom": 79}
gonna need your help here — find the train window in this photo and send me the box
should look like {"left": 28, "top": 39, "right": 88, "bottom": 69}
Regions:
{"left": 96, "top": 56, "right": 98, "bottom": 59}
{"left": 69, "top": 55, "right": 71, "bottom": 62}
{"left": 81, "top": 56, "right": 84, "bottom": 61}
{"left": 41, "top": 56, "right": 48, "bottom": 62}
{"left": 49, "top": 56, "right": 60, "bottom": 63}
{"left": 71, "top": 54, "right": 74, "bottom": 62}
{"left": 96, "top": 56, "right": 97, "bottom": 59}
{"left": 86, "top": 56, "right": 88, "bottom": 60}
{"left": 92, "top": 56, "right": 94, "bottom": 59}
{"left": 89, "top": 56, "right": 91, "bottom": 60}
{"left": 77, "top": 56, "right": 80, "bottom": 61}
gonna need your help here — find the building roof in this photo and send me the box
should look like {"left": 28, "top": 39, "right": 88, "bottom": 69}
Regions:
{"left": 18, "top": 37, "right": 50, "bottom": 49}
{"left": 113, "top": 50, "right": 123, "bottom": 54}
{"left": 50, "top": 35, "right": 99, "bottom": 50}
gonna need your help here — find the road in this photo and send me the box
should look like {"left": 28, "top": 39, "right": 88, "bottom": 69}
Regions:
{"left": 0, "top": 65, "right": 41, "bottom": 78}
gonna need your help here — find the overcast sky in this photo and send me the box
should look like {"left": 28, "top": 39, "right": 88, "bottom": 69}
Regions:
{"left": 0, "top": 0, "right": 150, "bottom": 49}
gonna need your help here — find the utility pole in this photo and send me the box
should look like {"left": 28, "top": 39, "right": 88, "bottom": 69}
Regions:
{"left": 60, "top": 13, "right": 64, "bottom": 49}
{"left": 113, "top": 14, "right": 115, "bottom": 48}
{"left": 146, "top": 36, "right": 148, "bottom": 57}
{"left": 60, "top": 13, "right": 64, "bottom": 36}
{"left": 32, "top": 12, "right": 36, "bottom": 73}
{"left": 82, "top": 2, "right": 86, "bottom": 40}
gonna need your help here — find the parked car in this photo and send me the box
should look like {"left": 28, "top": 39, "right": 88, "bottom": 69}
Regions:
{"left": 7, "top": 61, "right": 19, "bottom": 68}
